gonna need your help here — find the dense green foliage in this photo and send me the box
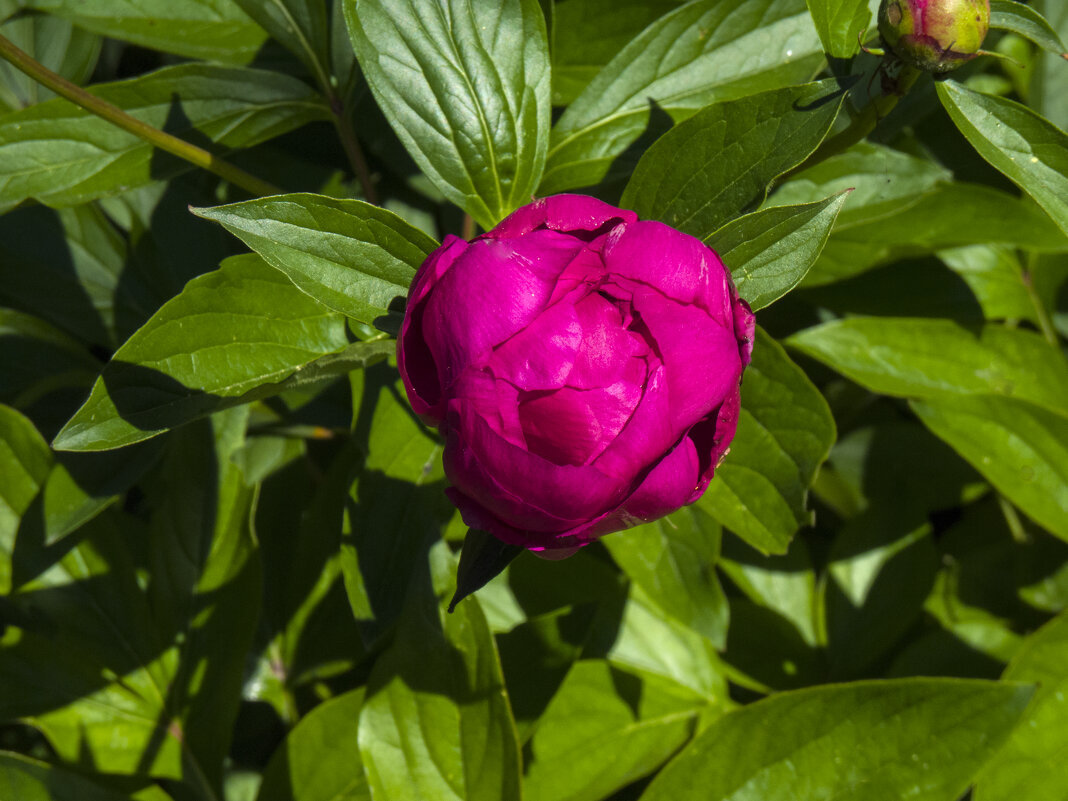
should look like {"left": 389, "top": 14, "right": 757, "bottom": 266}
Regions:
{"left": 1, "top": 0, "right": 1067, "bottom": 799}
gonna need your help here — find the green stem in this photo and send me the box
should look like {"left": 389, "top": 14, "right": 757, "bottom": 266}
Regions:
{"left": 1022, "top": 255, "right": 1059, "bottom": 346}
{"left": 0, "top": 32, "right": 283, "bottom": 198}
{"left": 780, "top": 65, "right": 922, "bottom": 182}
{"left": 332, "top": 99, "right": 379, "bottom": 205}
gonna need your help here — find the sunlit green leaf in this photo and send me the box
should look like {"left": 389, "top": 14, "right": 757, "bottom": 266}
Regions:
{"left": 258, "top": 689, "right": 370, "bottom": 801}
{"left": 938, "top": 80, "right": 1068, "bottom": 239}
{"left": 22, "top": 0, "right": 268, "bottom": 62}
{"left": 911, "top": 395, "right": 1068, "bottom": 541}
{"left": 788, "top": 318, "right": 1068, "bottom": 415}
{"left": 976, "top": 611, "right": 1068, "bottom": 801}
{"left": 541, "top": 0, "right": 824, "bottom": 194}
{"left": 641, "top": 679, "right": 1033, "bottom": 801}
{"left": 805, "top": 0, "right": 873, "bottom": 57}
{"left": 359, "top": 593, "right": 521, "bottom": 801}
{"left": 193, "top": 193, "right": 437, "bottom": 329}
{"left": 0, "top": 64, "right": 328, "bottom": 212}
{"left": 621, "top": 81, "right": 845, "bottom": 238}
{"left": 53, "top": 254, "right": 350, "bottom": 452}
{"left": 709, "top": 192, "right": 850, "bottom": 310}
{"left": 345, "top": 0, "right": 550, "bottom": 229}
{"left": 702, "top": 328, "right": 836, "bottom": 555}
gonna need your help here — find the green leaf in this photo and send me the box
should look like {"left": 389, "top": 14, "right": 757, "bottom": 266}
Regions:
{"left": 232, "top": 0, "right": 330, "bottom": 87}
{"left": 938, "top": 245, "right": 1040, "bottom": 324}
{"left": 0, "top": 11, "right": 100, "bottom": 112}
{"left": 767, "top": 140, "right": 952, "bottom": 229}
{"left": 1, "top": 414, "right": 259, "bottom": 783}
{"left": 0, "top": 753, "right": 140, "bottom": 801}
{"left": 937, "top": 80, "right": 1068, "bottom": 240}
{"left": 990, "top": 0, "right": 1068, "bottom": 57}
{"left": 620, "top": 80, "right": 845, "bottom": 239}
{"left": 0, "top": 309, "right": 99, "bottom": 409}
{"left": 805, "top": 181, "right": 1068, "bottom": 286}
{"left": 911, "top": 395, "right": 1068, "bottom": 541}
{"left": 604, "top": 504, "right": 729, "bottom": 648}
{"left": 258, "top": 689, "right": 371, "bottom": 801}
{"left": 788, "top": 318, "right": 1068, "bottom": 415}
{"left": 708, "top": 192, "right": 850, "bottom": 310}
{"left": 550, "top": 0, "right": 683, "bottom": 106}
{"left": 597, "top": 583, "right": 729, "bottom": 701}
{"left": 540, "top": 0, "right": 824, "bottom": 195}
{"left": 341, "top": 364, "right": 455, "bottom": 641}
{"left": 0, "top": 404, "right": 52, "bottom": 594}
{"left": 523, "top": 660, "right": 708, "bottom": 801}
{"left": 52, "top": 254, "right": 350, "bottom": 452}
{"left": 826, "top": 518, "right": 940, "bottom": 678}
{"left": 23, "top": 0, "right": 268, "bottom": 62}
{"left": 345, "top": 0, "right": 550, "bottom": 229}
{"left": 805, "top": 0, "right": 872, "bottom": 57}
{"left": 192, "top": 193, "right": 437, "bottom": 329}
{"left": 0, "top": 63, "right": 328, "bottom": 212}
{"left": 358, "top": 593, "right": 521, "bottom": 801}
{"left": 0, "top": 204, "right": 127, "bottom": 348}
{"left": 975, "top": 611, "right": 1068, "bottom": 801}
{"left": 701, "top": 328, "right": 836, "bottom": 555}
{"left": 640, "top": 679, "right": 1034, "bottom": 801}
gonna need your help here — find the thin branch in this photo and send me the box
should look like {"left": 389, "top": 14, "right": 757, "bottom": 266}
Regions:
{"left": 0, "top": 32, "right": 283, "bottom": 198}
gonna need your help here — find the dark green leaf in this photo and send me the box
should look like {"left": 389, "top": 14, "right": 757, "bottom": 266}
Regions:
{"left": 640, "top": 679, "right": 1033, "bottom": 801}
{"left": 0, "top": 412, "right": 259, "bottom": 783}
{"left": 597, "top": 583, "right": 728, "bottom": 700}
{"left": 232, "top": 0, "right": 330, "bottom": 86}
{"left": 826, "top": 518, "right": 940, "bottom": 678}
{"left": 0, "top": 753, "right": 141, "bottom": 801}
{"left": 804, "top": 181, "right": 1068, "bottom": 285}
{"left": 450, "top": 528, "right": 524, "bottom": 613}
{"left": 701, "top": 328, "right": 836, "bottom": 555}
{"left": 708, "top": 192, "right": 850, "bottom": 310}
{"left": 604, "top": 504, "right": 729, "bottom": 648}
{"left": 345, "top": 0, "right": 551, "bottom": 229}
{"left": 192, "top": 193, "right": 436, "bottom": 328}
{"left": 523, "top": 660, "right": 709, "bottom": 801}
{"left": 341, "top": 364, "right": 456, "bottom": 641}
{"left": 550, "top": 0, "right": 683, "bottom": 106}
{"left": 990, "top": 0, "right": 1068, "bottom": 56}
{"left": 52, "top": 254, "right": 350, "bottom": 452}
{"left": 358, "top": 593, "right": 521, "bottom": 801}
{"left": 788, "top": 318, "right": 1068, "bottom": 415}
{"left": 0, "top": 64, "right": 328, "bottom": 212}
{"left": 938, "top": 80, "right": 1068, "bottom": 239}
{"left": 938, "top": 245, "right": 1040, "bottom": 324}
{"left": 0, "top": 204, "right": 126, "bottom": 348}
{"left": 767, "top": 141, "right": 951, "bottom": 229}
{"left": 0, "top": 309, "right": 100, "bottom": 409}
{"left": 23, "top": 0, "right": 268, "bottom": 62}
{"left": 257, "top": 689, "right": 370, "bottom": 801}
{"left": 805, "top": 0, "right": 873, "bottom": 57}
{"left": 911, "top": 395, "right": 1068, "bottom": 541}
{"left": 0, "top": 404, "right": 52, "bottom": 594}
{"left": 621, "top": 81, "right": 845, "bottom": 238}
{"left": 975, "top": 611, "right": 1068, "bottom": 801}
{"left": 540, "top": 0, "right": 824, "bottom": 194}
{"left": 0, "top": 11, "right": 100, "bottom": 112}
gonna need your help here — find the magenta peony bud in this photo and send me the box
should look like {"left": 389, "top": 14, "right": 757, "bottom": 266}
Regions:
{"left": 879, "top": 0, "right": 990, "bottom": 73}
{"left": 397, "top": 194, "right": 754, "bottom": 555}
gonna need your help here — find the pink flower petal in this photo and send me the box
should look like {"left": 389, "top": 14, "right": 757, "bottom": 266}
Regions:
{"left": 488, "top": 194, "right": 637, "bottom": 239}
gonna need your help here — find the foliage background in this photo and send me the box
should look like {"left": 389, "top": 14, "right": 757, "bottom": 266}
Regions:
{"left": 1, "top": 0, "right": 1067, "bottom": 799}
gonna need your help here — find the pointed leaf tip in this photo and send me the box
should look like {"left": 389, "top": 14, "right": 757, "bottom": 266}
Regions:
{"left": 449, "top": 528, "right": 524, "bottom": 612}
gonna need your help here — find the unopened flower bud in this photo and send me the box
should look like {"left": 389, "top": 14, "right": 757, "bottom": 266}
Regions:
{"left": 879, "top": 0, "right": 990, "bottom": 73}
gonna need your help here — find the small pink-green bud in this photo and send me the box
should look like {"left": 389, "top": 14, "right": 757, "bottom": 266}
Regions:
{"left": 878, "top": 0, "right": 990, "bottom": 73}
